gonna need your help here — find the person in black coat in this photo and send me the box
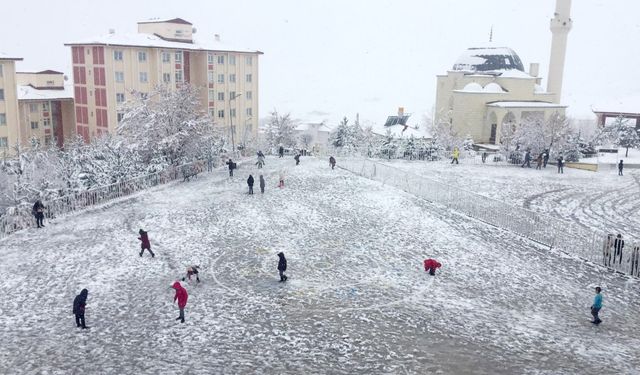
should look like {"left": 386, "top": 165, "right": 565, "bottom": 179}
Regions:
{"left": 614, "top": 234, "right": 625, "bottom": 264}
{"left": 278, "top": 146, "right": 284, "bottom": 158}
{"left": 543, "top": 150, "right": 549, "bottom": 168}
{"left": 618, "top": 160, "right": 624, "bottom": 176}
{"left": 294, "top": 154, "right": 301, "bottom": 166}
{"left": 32, "top": 200, "right": 45, "bottom": 228}
{"left": 247, "top": 175, "right": 254, "bottom": 194}
{"left": 329, "top": 156, "right": 336, "bottom": 170}
{"left": 73, "top": 289, "right": 89, "bottom": 329}
{"left": 557, "top": 156, "right": 564, "bottom": 174}
{"left": 277, "top": 252, "right": 288, "bottom": 282}
{"left": 226, "top": 158, "right": 236, "bottom": 177}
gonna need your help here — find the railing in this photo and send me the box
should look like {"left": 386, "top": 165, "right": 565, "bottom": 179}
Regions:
{"left": 0, "top": 160, "right": 207, "bottom": 240}
{"left": 340, "top": 157, "right": 640, "bottom": 277}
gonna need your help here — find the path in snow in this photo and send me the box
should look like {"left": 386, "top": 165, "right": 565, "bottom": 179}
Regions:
{"left": 0, "top": 156, "right": 639, "bottom": 374}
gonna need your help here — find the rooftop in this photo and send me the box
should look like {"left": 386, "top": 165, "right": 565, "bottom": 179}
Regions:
{"left": 486, "top": 101, "right": 566, "bottom": 109}
{"left": 453, "top": 46, "right": 525, "bottom": 73}
{"left": 0, "top": 52, "right": 23, "bottom": 61}
{"left": 137, "top": 17, "right": 192, "bottom": 25}
{"left": 17, "top": 84, "right": 74, "bottom": 101}
{"left": 592, "top": 96, "right": 640, "bottom": 115}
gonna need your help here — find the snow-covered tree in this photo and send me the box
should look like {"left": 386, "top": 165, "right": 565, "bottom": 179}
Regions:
{"left": 462, "top": 134, "right": 474, "bottom": 151}
{"left": 560, "top": 132, "right": 583, "bottom": 162}
{"left": 299, "top": 133, "right": 314, "bottom": 150}
{"left": 595, "top": 116, "right": 640, "bottom": 157}
{"left": 430, "top": 114, "right": 460, "bottom": 152}
{"left": 265, "top": 110, "right": 297, "bottom": 150}
{"left": 379, "top": 130, "right": 398, "bottom": 159}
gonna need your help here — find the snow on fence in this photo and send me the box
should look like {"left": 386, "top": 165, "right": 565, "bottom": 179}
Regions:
{"left": 0, "top": 160, "right": 206, "bottom": 240}
{"left": 340, "top": 157, "right": 640, "bottom": 278}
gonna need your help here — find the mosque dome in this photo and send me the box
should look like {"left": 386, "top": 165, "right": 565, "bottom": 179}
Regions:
{"left": 452, "top": 46, "right": 525, "bottom": 72}
{"left": 462, "top": 82, "right": 483, "bottom": 92}
{"left": 483, "top": 82, "right": 505, "bottom": 93}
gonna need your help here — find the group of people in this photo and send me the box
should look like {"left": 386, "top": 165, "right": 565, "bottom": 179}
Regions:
{"left": 602, "top": 233, "right": 639, "bottom": 275}
{"left": 519, "top": 150, "right": 568, "bottom": 173}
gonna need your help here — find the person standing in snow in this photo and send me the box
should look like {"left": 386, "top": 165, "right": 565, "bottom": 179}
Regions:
{"left": 618, "top": 160, "right": 624, "bottom": 176}
{"left": 423, "top": 259, "right": 442, "bottom": 276}
{"left": 138, "top": 229, "right": 155, "bottom": 257}
{"left": 277, "top": 252, "right": 288, "bottom": 282}
{"left": 294, "top": 153, "right": 301, "bottom": 166}
{"left": 256, "top": 151, "right": 265, "bottom": 169}
{"left": 591, "top": 287, "right": 603, "bottom": 325}
{"left": 543, "top": 150, "right": 550, "bottom": 168}
{"left": 247, "top": 174, "right": 255, "bottom": 194}
{"left": 535, "top": 153, "right": 543, "bottom": 170}
{"left": 226, "top": 158, "right": 236, "bottom": 177}
{"left": 521, "top": 150, "right": 532, "bottom": 168}
{"left": 329, "top": 156, "right": 336, "bottom": 170}
{"left": 73, "top": 288, "right": 89, "bottom": 329}
{"left": 182, "top": 266, "right": 200, "bottom": 283}
{"left": 259, "top": 175, "right": 266, "bottom": 194}
{"left": 613, "top": 234, "right": 624, "bottom": 264}
{"left": 629, "top": 246, "right": 640, "bottom": 276}
{"left": 171, "top": 281, "right": 188, "bottom": 323}
{"left": 32, "top": 199, "right": 45, "bottom": 228}
{"left": 451, "top": 147, "right": 460, "bottom": 164}
{"left": 278, "top": 146, "right": 284, "bottom": 158}
{"left": 603, "top": 234, "right": 614, "bottom": 267}
{"left": 278, "top": 171, "right": 285, "bottom": 188}
{"left": 557, "top": 156, "right": 564, "bottom": 174}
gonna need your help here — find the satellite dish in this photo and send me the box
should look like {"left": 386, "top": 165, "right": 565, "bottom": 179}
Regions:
{"left": 63, "top": 75, "right": 68, "bottom": 81}
{"left": 192, "top": 27, "right": 197, "bottom": 34}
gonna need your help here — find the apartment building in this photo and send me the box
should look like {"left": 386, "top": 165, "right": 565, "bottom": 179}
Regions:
{"left": 16, "top": 70, "right": 75, "bottom": 148}
{"left": 65, "top": 18, "right": 263, "bottom": 144}
{"left": 0, "top": 53, "right": 22, "bottom": 154}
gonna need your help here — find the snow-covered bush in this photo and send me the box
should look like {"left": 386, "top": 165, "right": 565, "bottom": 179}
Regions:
{"left": 594, "top": 116, "right": 640, "bottom": 157}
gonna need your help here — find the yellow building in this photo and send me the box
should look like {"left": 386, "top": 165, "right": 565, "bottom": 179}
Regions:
{"left": 16, "top": 70, "right": 75, "bottom": 148}
{"left": 65, "top": 18, "right": 263, "bottom": 145}
{"left": 0, "top": 53, "right": 22, "bottom": 154}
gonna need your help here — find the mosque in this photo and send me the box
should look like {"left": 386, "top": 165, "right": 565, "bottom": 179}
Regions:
{"left": 435, "top": 0, "right": 572, "bottom": 146}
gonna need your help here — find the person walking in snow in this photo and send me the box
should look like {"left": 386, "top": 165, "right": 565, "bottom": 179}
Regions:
{"left": 618, "top": 160, "right": 624, "bottom": 176}
{"left": 256, "top": 151, "right": 265, "bottom": 169}
{"left": 603, "top": 234, "right": 614, "bottom": 267}
{"left": 182, "top": 266, "right": 200, "bottom": 283}
{"left": 259, "top": 175, "right": 266, "bottom": 194}
{"left": 171, "top": 281, "right": 188, "bottom": 323}
{"left": 226, "top": 158, "right": 236, "bottom": 177}
{"left": 247, "top": 174, "right": 255, "bottom": 194}
{"left": 451, "top": 147, "right": 460, "bottom": 164}
{"left": 32, "top": 199, "right": 45, "bottom": 228}
{"left": 138, "top": 229, "right": 155, "bottom": 257}
{"left": 557, "top": 156, "right": 564, "bottom": 174}
{"left": 73, "top": 288, "right": 89, "bottom": 329}
{"left": 278, "top": 171, "right": 285, "bottom": 188}
{"left": 614, "top": 234, "right": 624, "bottom": 265}
{"left": 521, "top": 150, "right": 532, "bottom": 168}
{"left": 535, "top": 153, "right": 543, "bottom": 170}
{"left": 543, "top": 150, "right": 550, "bottom": 168}
{"left": 294, "top": 153, "right": 301, "bottom": 166}
{"left": 590, "top": 287, "right": 603, "bottom": 325}
{"left": 277, "top": 252, "right": 288, "bottom": 282}
{"left": 278, "top": 146, "right": 284, "bottom": 158}
{"left": 629, "top": 246, "right": 640, "bottom": 276}
{"left": 423, "top": 258, "right": 442, "bottom": 276}
{"left": 329, "top": 156, "right": 336, "bottom": 170}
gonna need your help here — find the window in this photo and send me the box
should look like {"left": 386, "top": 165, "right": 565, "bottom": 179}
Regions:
{"left": 175, "top": 70, "right": 183, "bottom": 82}
{"left": 0, "top": 113, "right": 6, "bottom": 125}
{"left": 246, "top": 56, "right": 253, "bottom": 66}
{"left": 217, "top": 110, "right": 224, "bottom": 118}
{"left": 175, "top": 51, "right": 183, "bottom": 62}
{"left": 115, "top": 71, "right": 124, "bottom": 82}
{"left": 31, "top": 121, "right": 39, "bottom": 129}
{"left": 138, "top": 51, "right": 147, "bottom": 62}
{"left": 207, "top": 53, "right": 214, "bottom": 64}
{"left": 29, "top": 103, "right": 38, "bottom": 112}
{"left": 162, "top": 52, "right": 171, "bottom": 63}
{"left": 117, "top": 112, "right": 125, "bottom": 123}
{"left": 246, "top": 108, "right": 252, "bottom": 116}
{"left": 0, "top": 137, "right": 7, "bottom": 147}
{"left": 114, "top": 50, "right": 123, "bottom": 61}
{"left": 217, "top": 55, "right": 224, "bottom": 64}
{"left": 229, "top": 91, "right": 236, "bottom": 100}
{"left": 116, "top": 93, "right": 125, "bottom": 103}
{"left": 207, "top": 71, "right": 215, "bottom": 83}
{"left": 139, "top": 72, "right": 148, "bottom": 83}
{"left": 246, "top": 91, "right": 252, "bottom": 100}
{"left": 246, "top": 74, "right": 252, "bottom": 83}
{"left": 0, "top": 89, "right": 4, "bottom": 100}
{"left": 209, "top": 109, "right": 215, "bottom": 117}
{"left": 45, "top": 137, "right": 52, "bottom": 146}
{"left": 229, "top": 55, "right": 236, "bottom": 65}
{"left": 208, "top": 89, "right": 215, "bottom": 99}
{"left": 217, "top": 74, "right": 224, "bottom": 83}
{"left": 230, "top": 108, "right": 236, "bottom": 118}
{"left": 42, "top": 102, "right": 49, "bottom": 112}
{"left": 163, "top": 73, "right": 171, "bottom": 83}
{"left": 217, "top": 92, "right": 225, "bottom": 101}
{"left": 229, "top": 74, "right": 236, "bottom": 83}
{"left": 43, "top": 118, "right": 50, "bottom": 127}
{"left": 0, "top": 64, "right": 3, "bottom": 77}
{"left": 46, "top": 80, "right": 55, "bottom": 86}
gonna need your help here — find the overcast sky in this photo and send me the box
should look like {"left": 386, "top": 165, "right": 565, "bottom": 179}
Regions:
{"left": 2, "top": 0, "right": 639, "bottom": 127}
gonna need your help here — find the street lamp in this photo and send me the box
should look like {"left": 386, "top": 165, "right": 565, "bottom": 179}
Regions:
{"left": 229, "top": 92, "right": 242, "bottom": 154}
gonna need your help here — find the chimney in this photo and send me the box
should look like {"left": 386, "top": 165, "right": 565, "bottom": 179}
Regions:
{"left": 529, "top": 63, "right": 539, "bottom": 77}
{"left": 398, "top": 107, "right": 404, "bottom": 116}
{"left": 214, "top": 34, "right": 220, "bottom": 42}
{"left": 109, "top": 28, "right": 115, "bottom": 34}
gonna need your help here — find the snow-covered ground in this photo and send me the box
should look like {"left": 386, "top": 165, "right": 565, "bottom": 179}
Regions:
{"left": 1, "top": 156, "right": 639, "bottom": 374}
{"left": 387, "top": 158, "right": 640, "bottom": 237}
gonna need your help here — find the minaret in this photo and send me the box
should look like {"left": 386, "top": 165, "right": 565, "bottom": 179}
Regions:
{"left": 547, "top": 0, "right": 572, "bottom": 103}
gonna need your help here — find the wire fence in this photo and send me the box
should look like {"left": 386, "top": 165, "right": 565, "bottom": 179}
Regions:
{"left": 339, "top": 157, "right": 640, "bottom": 278}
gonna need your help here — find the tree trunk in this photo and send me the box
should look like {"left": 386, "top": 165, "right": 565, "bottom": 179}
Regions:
{"left": 626, "top": 147, "right": 629, "bottom": 157}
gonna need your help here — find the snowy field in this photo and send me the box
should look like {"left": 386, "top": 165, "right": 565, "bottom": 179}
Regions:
{"left": 387, "top": 158, "right": 640, "bottom": 236}
{"left": 1, "top": 156, "right": 640, "bottom": 374}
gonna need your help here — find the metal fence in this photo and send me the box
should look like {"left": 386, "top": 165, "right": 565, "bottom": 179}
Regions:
{"left": 339, "top": 157, "right": 640, "bottom": 277}
{"left": 0, "top": 160, "right": 207, "bottom": 240}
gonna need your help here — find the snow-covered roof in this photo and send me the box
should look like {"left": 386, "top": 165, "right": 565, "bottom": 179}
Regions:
{"left": 591, "top": 96, "right": 640, "bottom": 115}
{"left": 295, "top": 122, "right": 331, "bottom": 132}
{"left": 371, "top": 124, "right": 430, "bottom": 139}
{"left": 0, "top": 52, "right": 22, "bottom": 60}
{"left": 137, "top": 17, "right": 192, "bottom": 25}
{"left": 452, "top": 46, "right": 525, "bottom": 73}
{"left": 486, "top": 101, "right": 566, "bottom": 109}
{"left": 65, "top": 32, "right": 263, "bottom": 54}
{"left": 17, "top": 84, "right": 74, "bottom": 101}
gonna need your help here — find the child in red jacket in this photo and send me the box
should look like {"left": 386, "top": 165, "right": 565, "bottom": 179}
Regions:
{"left": 138, "top": 229, "right": 155, "bottom": 258}
{"left": 423, "top": 259, "right": 442, "bottom": 276}
{"left": 171, "top": 281, "right": 188, "bottom": 323}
